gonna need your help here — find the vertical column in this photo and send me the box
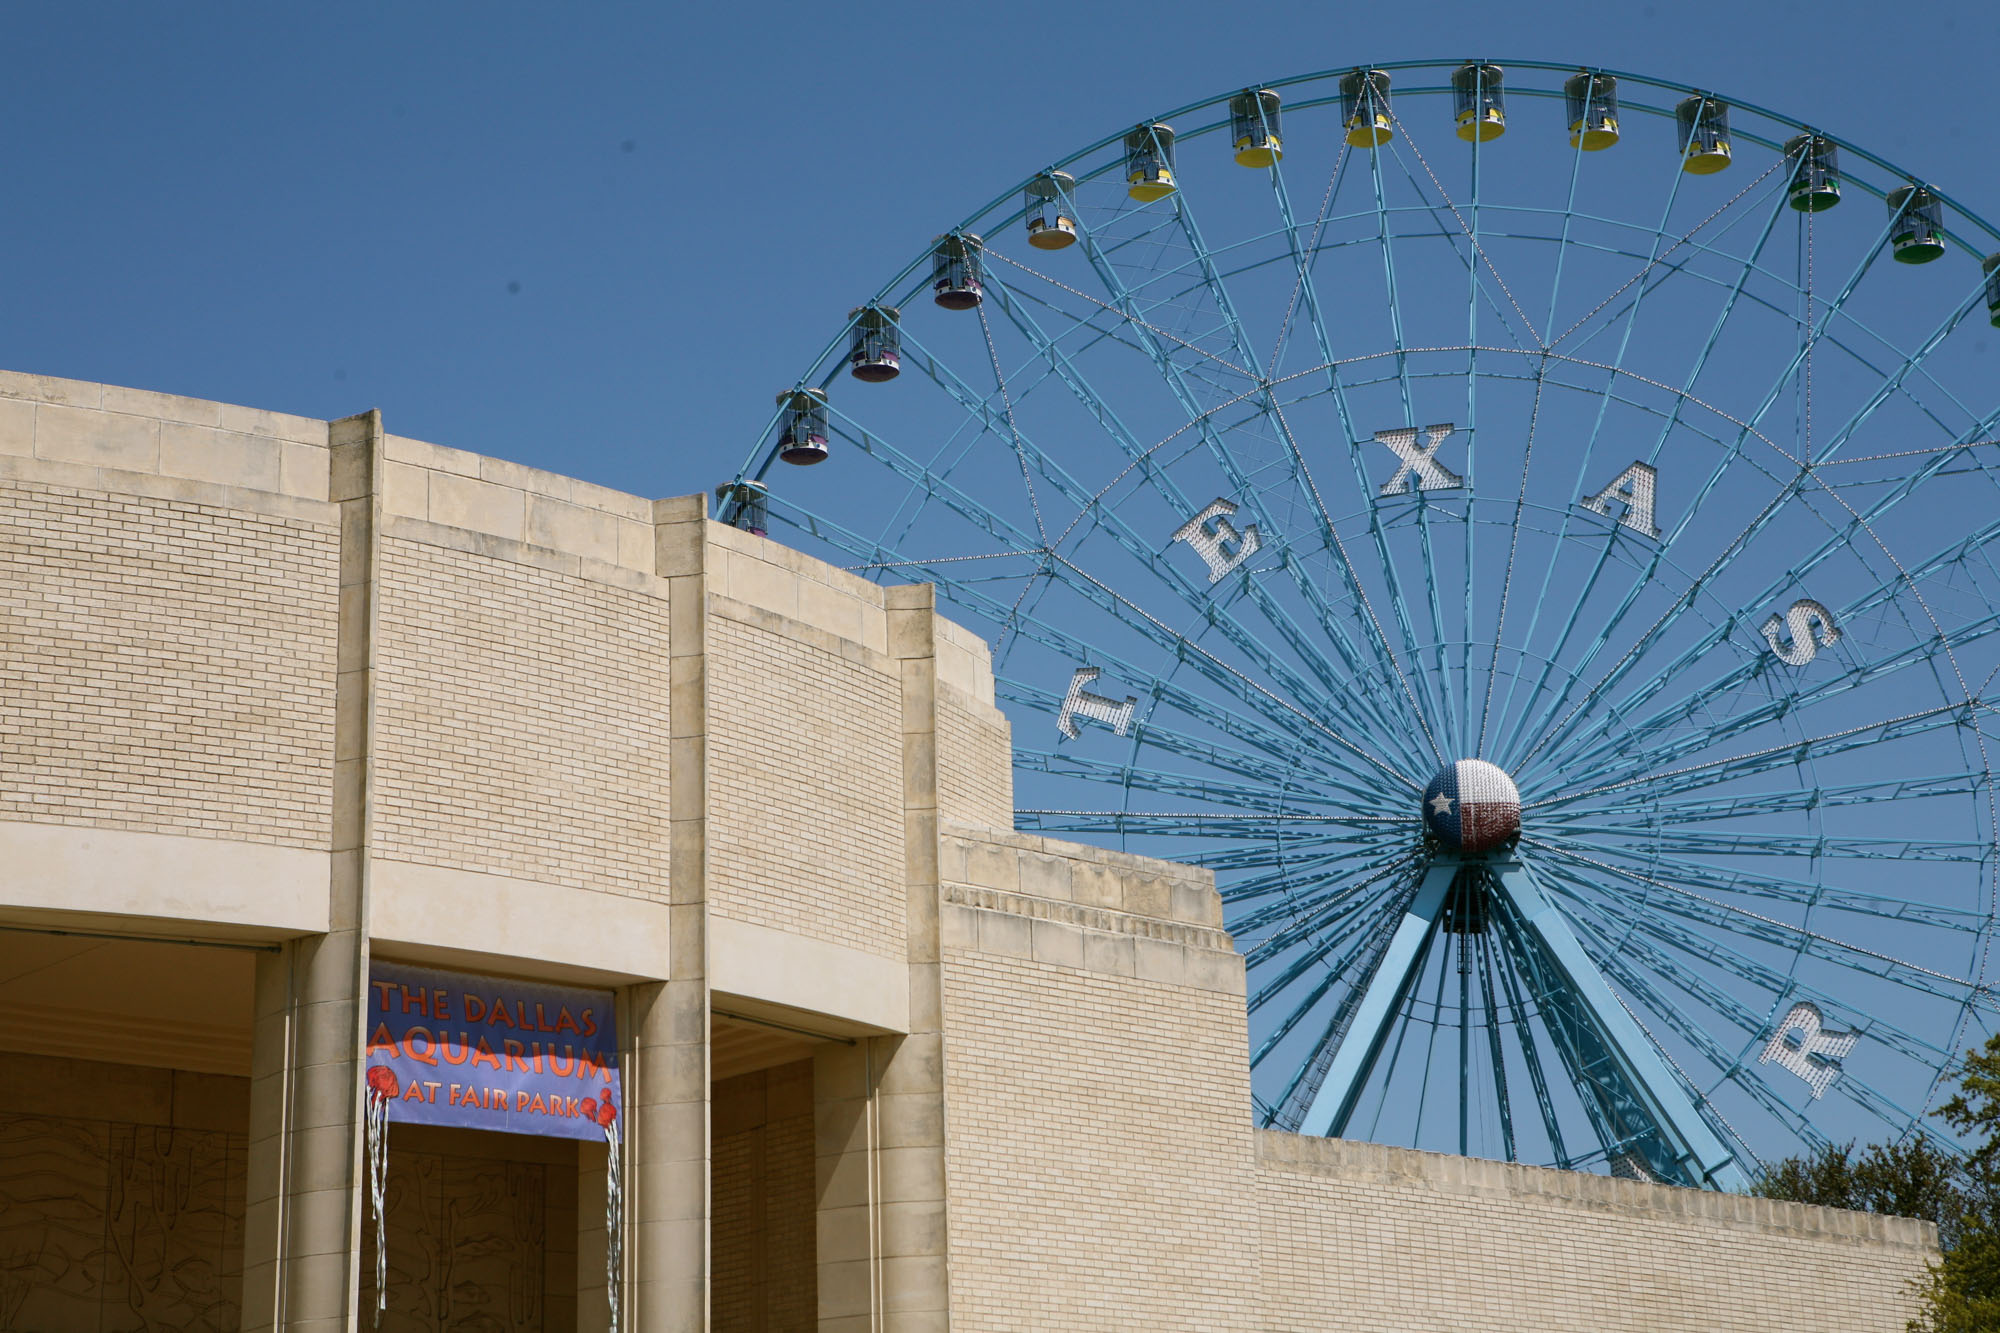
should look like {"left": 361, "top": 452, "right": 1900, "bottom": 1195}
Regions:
{"left": 626, "top": 493, "right": 713, "bottom": 1330}
{"left": 882, "top": 585, "right": 953, "bottom": 1331}
{"left": 243, "top": 410, "right": 381, "bottom": 1332}
{"left": 815, "top": 585, "right": 954, "bottom": 1332}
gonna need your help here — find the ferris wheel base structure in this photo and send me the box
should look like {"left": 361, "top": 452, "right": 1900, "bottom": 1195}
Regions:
{"left": 1301, "top": 853, "right": 1747, "bottom": 1190}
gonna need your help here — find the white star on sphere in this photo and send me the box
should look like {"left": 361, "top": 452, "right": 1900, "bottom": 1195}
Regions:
{"left": 1429, "top": 793, "right": 1455, "bottom": 816}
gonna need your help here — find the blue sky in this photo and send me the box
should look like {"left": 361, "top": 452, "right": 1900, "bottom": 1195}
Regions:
{"left": 3, "top": 1, "right": 1995, "bottom": 505}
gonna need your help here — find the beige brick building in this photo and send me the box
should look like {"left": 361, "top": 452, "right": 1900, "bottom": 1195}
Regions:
{"left": 0, "top": 370, "right": 1936, "bottom": 1330}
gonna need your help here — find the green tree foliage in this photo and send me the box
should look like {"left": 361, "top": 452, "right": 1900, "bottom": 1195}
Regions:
{"left": 1915, "top": 1035, "right": 2000, "bottom": 1332}
{"left": 1752, "top": 1136, "right": 1966, "bottom": 1241}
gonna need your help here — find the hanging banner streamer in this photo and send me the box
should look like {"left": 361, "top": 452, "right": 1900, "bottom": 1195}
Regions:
{"left": 364, "top": 962, "right": 624, "bottom": 1330}
{"left": 365, "top": 961, "right": 621, "bottom": 1138}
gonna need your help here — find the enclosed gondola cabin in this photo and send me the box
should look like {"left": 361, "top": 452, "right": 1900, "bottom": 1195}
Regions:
{"left": 1888, "top": 186, "right": 1947, "bottom": 264}
{"left": 1125, "top": 124, "right": 1178, "bottom": 201}
{"left": 1564, "top": 71, "right": 1619, "bottom": 151}
{"left": 715, "top": 480, "right": 769, "bottom": 537}
{"left": 1676, "top": 96, "right": 1732, "bottom": 174}
{"left": 1985, "top": 254, "right": 2000, "bottom": 328}
{"left": 775, "top": 388, "right": 830, "bottom": 466}
{"left": 1785, "top": 135, "right": 1841, "bottom": 211}
{"left": 1025, "top": 171, "right": 1079, "bottom": 250}
{"left": 1230, "top": 90, "right": 1283, "bottom": 167}
{"left": 848, "top": 306, "right": 902, "bottom": 382}
{"left": 1341, "top": 70, "right": 1394, "bottom": 148}
{"left": 1452, "top": 63, "right": 1506, "bottom": 142}
{"left": 932, "top": 233, "right": 984, "bottom": 310}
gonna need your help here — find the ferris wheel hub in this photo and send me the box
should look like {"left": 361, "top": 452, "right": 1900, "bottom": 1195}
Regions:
{"left": 1422, "top": 759, "right": 1521, "bottom": 853}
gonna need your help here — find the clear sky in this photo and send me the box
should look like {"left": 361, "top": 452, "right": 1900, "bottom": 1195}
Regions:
{"left": 3, "top": 1, "right": 1995, "bottom": 505}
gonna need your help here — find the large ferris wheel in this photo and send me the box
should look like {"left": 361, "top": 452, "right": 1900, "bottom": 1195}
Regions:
{"left": 726, "top": 59, "right": 2000, "bottom": 1188}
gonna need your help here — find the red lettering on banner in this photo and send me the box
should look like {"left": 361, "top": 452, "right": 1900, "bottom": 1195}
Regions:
{"left": 465, "top": 995, "right": 486, "bottom": 1023}
{"left": 401, "top": 1081, "right": 425, "bottom": 1103}
{"left": 581, "top": 1008, "right": 598, "bottom": 1037}
{"left": 404, "top": 1028, "right": 440, "bottom": 1067}
{"left": 555, "top": 1007, "right": 579, "bottom": 1035}
{"left": 369, "top": 1024, "right": 402, "bottom": 1059}
{"left": 470, "top": 1036, "right": 502, "bottom": 1071}
{"left": 529, "top": 1093, "right": 548, "bottom": 1115}
{"left": 439, "top": 1034, "right": 470, "bottom": 1066}
{"left": 370, "top": 981, "right": 397, "bottom": 1011}
{"left": 400, "top": 984, "right": 428, "bottom": 1016}
{"left": 432, "top": 988, "right": 451, "bottom": 1020}
{"left": 503, "top": 1039, "right": 528, "bottom": 1071}
{"left": 423, "top": 1081, "right": 442, "bottom": 1104}
{"left": 550, "top": 1046, "right": 576, "bottom": 1076}
{"left": 489, "top": 999, "right": 515, "bottom": 1029}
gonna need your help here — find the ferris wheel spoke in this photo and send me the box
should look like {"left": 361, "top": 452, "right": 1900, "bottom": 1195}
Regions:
{"left": 1483, "top": 138, "right": 1717, "bottom": 750}
{"left": 1003, "top": 669, "right": 1400, "bottom": 804}
{"left": 1559, "top": 906, "right": 1818, "bottom": 1158}
{"left": 1262, "top": 138, "right": 1489, "bottom": 754}
{"left": 1244, "top": 864, "right": 1414, "bottom": 978}
{"left": 985, "top": 257, "right": 1439, "bottom": 764}
{"left": 1543, "top": 820, "right": 1992, "bottom": 868}
{"left": 1535, "top": 500, "right": 2000, "bottom": 788}
{"left": 1545, "top": 866, "right": 1954, "bottom": 1117}
{"left": 1238, "top": 859, "right": 1417, "bottom": 945}
{"left": 1517, "top": 442, "right": 1976, "bottom": 782}
{"left": 1355, "top": 126, "right": 1469, "bottom": 749}
{"left": 1507, "top": 197, "right": 1913, "bottom": 771}
{"left": 1012, "top": 743, "right": 1373, "bottom": 817}
{"left": 1548, "top": 888, "right": 1841, "bottom": 1152}
{"left": 906, "top": 315, "right": 1432, "bottom": 773}
{"left": 1535, "top": 830, "right": 1987, "bottom": 934}
{"left": 982, "top": 280, "right": 1430, "bottom": 758}
{"left": 1567, "top": 770, "right": 1988, "bottom": 826}
{"left": 1551, "top": 604, "right": 2000, "bottom": 793}
{"left": 1525, "top": 837, "right": 1993, "bottom": 1012}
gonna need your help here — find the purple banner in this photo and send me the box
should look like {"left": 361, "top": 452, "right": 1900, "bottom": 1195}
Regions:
{"left": 364, "top": 962, "right": 620, "bottom": 1141}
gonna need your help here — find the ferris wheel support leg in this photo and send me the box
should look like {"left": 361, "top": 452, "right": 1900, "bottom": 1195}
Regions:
{"left": 1297, "top": 860, "right": 1460, "bottom": 1138}
{"left": 1487, "top": 857, "right": 1747, "bottom": 1192}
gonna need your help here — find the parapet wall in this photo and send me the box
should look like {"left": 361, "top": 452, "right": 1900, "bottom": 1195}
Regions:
{"left": 1256, "top": 1132, "right": 1934, "bottom": 1331}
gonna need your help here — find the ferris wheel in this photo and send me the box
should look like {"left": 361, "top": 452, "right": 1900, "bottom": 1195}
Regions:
{"left": 727, "top": 60, "right": 2000, "bottom": 1188}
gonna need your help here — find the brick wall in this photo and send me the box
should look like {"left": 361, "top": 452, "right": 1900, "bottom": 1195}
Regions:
{"left": 1255, "top": 1133, "right": 1933, "bottom": 1331}
{"left": 711, "top": 1061, "right": 815, "bottom": 1333}
{"left": 0, "top": 478, "right": 338, "bottom": 847}
{"left": 937, "top": 827, "right": 1258, "bottom": 1331}
{"left": 371, "top": 536, "right": 673, "bottom": 899}
{"left": 706, "top": 606, "right": 906, "bottom": 960}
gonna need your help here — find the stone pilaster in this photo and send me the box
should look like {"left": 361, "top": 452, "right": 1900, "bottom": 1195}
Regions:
{"left": 241, "top": 410, "right": 381, "bottom": 1332}
{"left": 623, "top": 494, "right": 714, "bottom": 1330}
{"left": 815, "top": 585, "right": 954, "bottom": 1331}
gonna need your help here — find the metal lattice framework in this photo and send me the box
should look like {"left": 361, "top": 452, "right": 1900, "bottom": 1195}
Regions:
{"left": 729, "top": 59, "right": 2000, "bottom": 1186}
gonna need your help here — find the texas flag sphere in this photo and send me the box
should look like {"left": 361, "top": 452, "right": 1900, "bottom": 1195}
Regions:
{"left": 1422, "top": 759, "right": 1522, "bottom": 854}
